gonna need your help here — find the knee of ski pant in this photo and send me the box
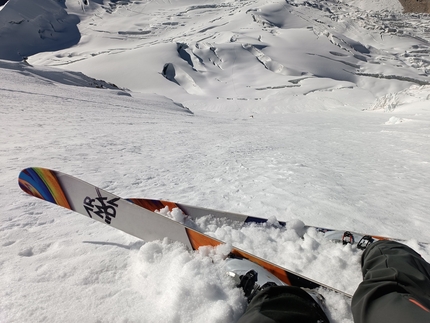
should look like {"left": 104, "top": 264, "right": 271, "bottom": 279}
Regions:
{"left": 236, "top": 286, "right": 330, "bottom": 323}
{"left": 352, "top": 240, "right": 430, "bottom": 323}
{"left": 360, "top": 240, "right": 430, "bottom": 294}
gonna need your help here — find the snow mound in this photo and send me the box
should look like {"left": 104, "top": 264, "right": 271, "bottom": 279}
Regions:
{"left": 0, "top": 0, "right": 80, "bottom": 61}
{"left": 242, "top": 43, "right": 304, "bottom": 76}
{"left": 385, "top": 116, "right": 406, "bottom": 125}
{"left": 162, "top": 62, "right": 204, "bottom": 95}
{"left": 0, "top": 59, "right": 120, "bottom": 89}
{"left": 370, "top": 85, "right": 430, "bottom": 112}
{"left": 130, "top": 239, "right": 245, "bottom": 323}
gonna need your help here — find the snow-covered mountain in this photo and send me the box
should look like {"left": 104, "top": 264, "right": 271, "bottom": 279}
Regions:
{"left": 1, "top": 0, "right": 429, "bottom": 112}
{"left": 1, "top": 0, "right": 430, "bottom": 322}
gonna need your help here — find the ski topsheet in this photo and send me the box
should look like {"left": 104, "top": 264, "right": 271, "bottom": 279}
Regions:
{"left": 18, "top": 167, "right": 350, "bottom": 298}
{"left": 126, "top": 198, "right": 407, "bottom": 246}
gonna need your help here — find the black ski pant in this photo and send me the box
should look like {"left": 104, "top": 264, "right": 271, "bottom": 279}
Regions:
{"left": 237, "top": 240, "right": 430, "bottom": 323}
{"left": 352, "top": 240, "right": 430, "bottom": 323}
{"left": 236, "top": 285, "right": 330, "bottom": 323}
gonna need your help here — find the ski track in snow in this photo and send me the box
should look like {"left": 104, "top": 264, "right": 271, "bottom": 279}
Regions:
{"left": 1, "top": 0, "right": 430, "bottom": 322}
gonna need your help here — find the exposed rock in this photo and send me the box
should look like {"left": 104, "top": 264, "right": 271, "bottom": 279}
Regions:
{"left": 399, "top": 0, "right": 430, "bottom": 13}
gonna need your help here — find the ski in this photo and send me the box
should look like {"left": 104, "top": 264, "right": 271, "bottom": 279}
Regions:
{"left": 126, "top": 198, "right": 425, "bottom": 248}
{"left": 18, "top": 167, "right": 351, "bottom": 298}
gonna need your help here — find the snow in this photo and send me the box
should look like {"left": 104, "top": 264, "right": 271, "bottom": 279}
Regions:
{"left": 1, "top": 0, "right": 430, "bottom": 322}
{"left": 345, "top": 0, "right": 403, "bottom": 12}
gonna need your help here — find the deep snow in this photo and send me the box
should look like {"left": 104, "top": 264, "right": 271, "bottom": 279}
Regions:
{"left": 1, "top": 0, "right": 430, "bottom": 322}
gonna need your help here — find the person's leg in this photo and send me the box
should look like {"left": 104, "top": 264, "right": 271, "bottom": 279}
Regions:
{"left": 226, "top": 257, "right": 330, "bottom": 323}
{"left": 352, "top": 240, "right": 430, "bottom": 323}
{"left": 237, "top": 285, "right": 330, "bottom": 323}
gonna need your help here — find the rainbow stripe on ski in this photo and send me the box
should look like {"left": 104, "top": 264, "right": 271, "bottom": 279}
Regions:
{"left": 18, "top": 168, "right": 71, "bottom": 209}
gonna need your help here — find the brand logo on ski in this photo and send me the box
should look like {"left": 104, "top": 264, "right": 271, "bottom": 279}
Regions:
{"left": 83, "top": 188, "right": 120, "bottom": 224}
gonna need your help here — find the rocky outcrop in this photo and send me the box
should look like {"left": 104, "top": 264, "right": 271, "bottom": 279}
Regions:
{"left": 399, "top": 0, "right": 430, "bottom": 13}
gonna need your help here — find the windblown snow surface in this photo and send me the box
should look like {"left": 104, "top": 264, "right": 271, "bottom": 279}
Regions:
{"left": 1, "top": 0, "right": 430, "bottom": 322}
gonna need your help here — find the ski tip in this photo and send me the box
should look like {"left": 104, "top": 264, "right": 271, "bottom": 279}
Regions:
{"left": 18, "top": 167, "right": 43, "bottom": 197}
{"left": 18, "top": 167, "right": 71, "bottom": 209}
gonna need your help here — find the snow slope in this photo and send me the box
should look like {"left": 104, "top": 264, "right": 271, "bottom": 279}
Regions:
{"left": 1, "top": 0, "right": 430, "bottom": 322}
